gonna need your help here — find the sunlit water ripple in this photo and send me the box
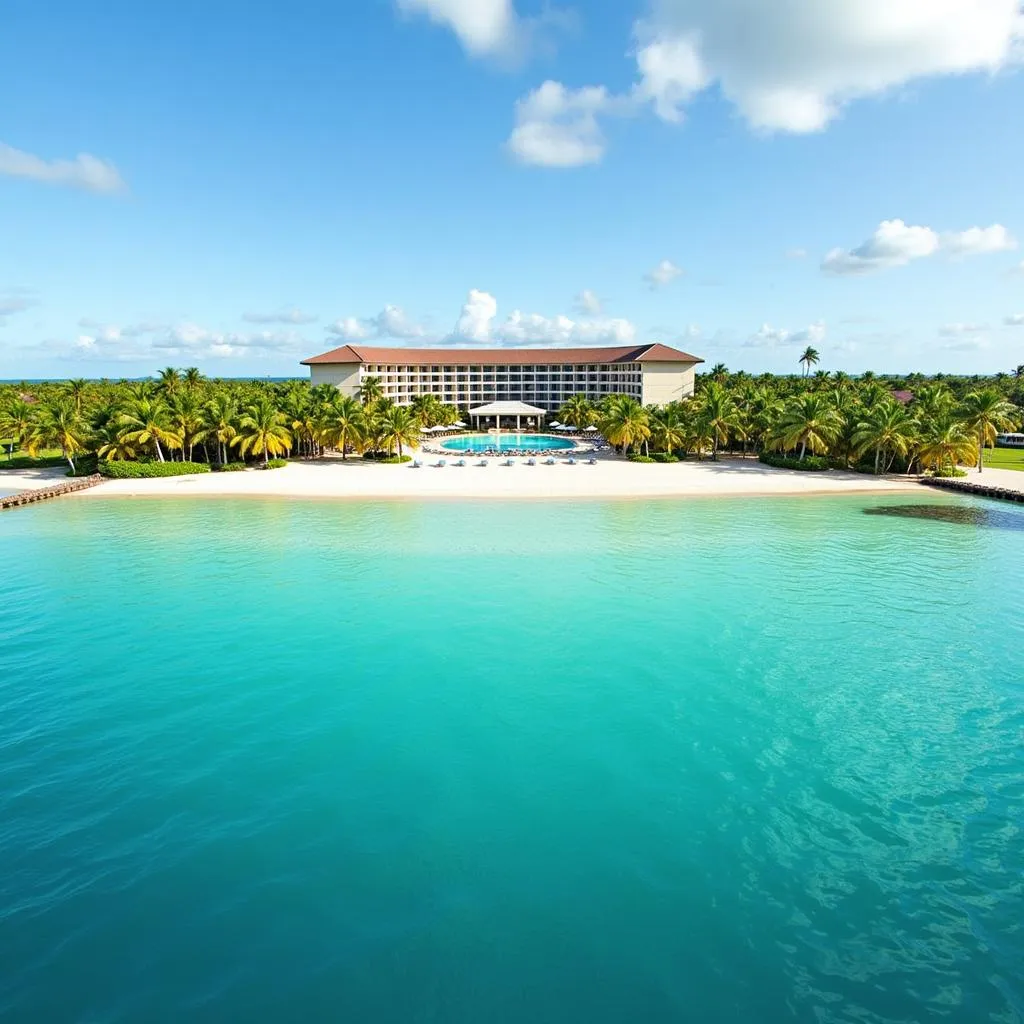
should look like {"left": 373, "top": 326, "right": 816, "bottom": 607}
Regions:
{"left": 1, "top": 495, "right": 1022, "bottom": 1022}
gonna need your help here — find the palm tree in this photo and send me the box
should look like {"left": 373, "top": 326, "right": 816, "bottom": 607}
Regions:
{"left": 0, "top": 397, "right": 34, "bottom": 460}
{"left": 157, "top": 367, "right": 181, "bottom": 396}
{"left": 775, "top": 393, "right": 843, "bottom": 460}
{"left": 182, "top": 367, "right": 204, "bottom": 391}
{"left": 233, "top": 396, "right": 292, "bottom": 466}
{"left": 959, "top": 388, "right": 1019, "bottom": 474}
{"left": 323, "top": 394, "right": 364, "bottom": 459}
{"left": 66, "top": 378, "right": 91, "bottom": 412}
{"left": 600, "top": 396, "right": 650, "bottom": 457}
{"left": 168, "top": 391, "right": 204, "bottom": 461}
{"left": 357, "top": 376, "right": 383, "bottom": 405}
{"left": 799, "top": 347, "right": 820, "bottom": 377}
{"left": 559, "top": 394, "right": 595, "bottom": 429}
{"left": 649, "top": 404, "right": 686, "bottom": 455}
{"left": 379, "top": 405, "right": 420, "bottom": 457}
{"left": 1014, "top": 364, "right": 1024, "bottom": 381}
{"left": 852, "top": 399, "right": 918, "bottom": 474}
{"left": 698, "top": 381, "right": 743, "bottom": 459}
{"left": 917, "top": 418, "right": 978, "bottom": 475}
{"left": 709, "top": 362, "right": 729, "bottom": 383}
{"left": 118, "top": 395, "right": 177, "bottom": 462}
{"left": 95, "top": 420, "right": 139, "bottom": 462}
{"left": 203, "top": 393, "right": 239, "bottom": 466}
{"left": 28, "top": 396, "right": 89, "bottom": 473}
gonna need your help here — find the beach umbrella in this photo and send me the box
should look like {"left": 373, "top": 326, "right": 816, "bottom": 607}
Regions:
{"left": 564, "top": 425, "right": 578, "bottom": 432}
{"left": 454, "top": 421, "right": 467, "bottom": 428}
{"left": 549, "top": 420, "right": 561, "bottom": 427}
{"left": 584, "top": 425, "right": 599, "bottom": 432}
{"left": 420, "top": 427, "right": 433, "bottom": 434}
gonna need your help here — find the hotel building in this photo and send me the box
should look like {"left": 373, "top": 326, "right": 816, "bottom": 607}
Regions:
{"left": 301, "top": 343, "right": 703, "bottom": 412}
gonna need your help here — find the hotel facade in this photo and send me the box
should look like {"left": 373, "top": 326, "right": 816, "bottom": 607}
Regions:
{"left": 301, "top": 343, "right": 704, "bottom": 412}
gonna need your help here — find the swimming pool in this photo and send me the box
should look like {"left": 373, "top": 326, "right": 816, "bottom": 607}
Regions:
{"left": 441, "top": 433, "right": 576, "bottom": 453}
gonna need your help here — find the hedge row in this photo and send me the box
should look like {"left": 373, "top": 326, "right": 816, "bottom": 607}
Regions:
{"left": 0, "top": 455, "right": 69, "bottom": 471}
{"left": 759, "top": 453, "right": 830, "bottom": 472}
{"left": 100, "top": 461, "right": 212, "bottom": 478}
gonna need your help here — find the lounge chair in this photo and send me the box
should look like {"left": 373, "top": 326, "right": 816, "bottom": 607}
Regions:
{"left": 504, "top": 458, "right": 515, "bottom": 466}
{"left": 434, "top": 459, "right": 446, "bottom": 468}
{"left": 412, "top": 459, "right": 422, "bottom": 468}
{"left": 455, "top": 458, "right": 466, "bottom": 467}
{"left": 587, "top": 457, "right": 597, "bottom": 465}
{"left": 477, "top": 459, "right": 487, "bottom": 467}
{"left": 526, "top": 457, "right": 536, "bottom": 466}
{"left": 544, "top": 457, "right": 556, "bottom": 465}
{"left": 568, "top": 457, "right": 576, "bottom": 465}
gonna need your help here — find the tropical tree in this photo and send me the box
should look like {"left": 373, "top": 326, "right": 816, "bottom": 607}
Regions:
{"left": 559, "top": 394, "right": 595, "bottom": 429}
{"left": 379, "top": 405, "right": 420, "bottom": 458}
{"left": 95, "top": 420, "right": 139, "bottom": 462}
{"left": 774, "top": 393, "right": 843, "bottom": 460}
{"left": 357, "top": 376, "right": 383, "bottom": 405}
{"left": 118, "top": 396, "right": 178, "bottom": 462}
{"left": 203, "top": 393, "right": 239, "bottom": 466}
{"left": 697, "top": 381, "right": 743, "bottom": 459}
{"left": 182, "top": 367, "right": 204, "bottom": 391}
{"left": 917, "top": 418, "right": 978, "bottom": 475}
{"left": 852, "top": 399, "right": 918, "bottom": 474}
{"left": 600, "top": 396, "right": 650, "bottom": 456}
{"left": 157, "top": 367, "right": 181, "bottom": 395}
{"left": 323, "top": 394, "right": 364, "bottom": 460}
{"left": 168, "top": 391, "right": 205, "bottom": 461}
{"left": 1014, "top": 364, "right": 1024, "bottom": 381}
{"left": 708, "top": 362, "right": 729, "bottom": 382}
{"left": 0, "top": 397, "right": 35, "bottom": 460}
{"left": 799, "top": 347, "right": 820, "bottom": 377}
{"left": 958, "top": 388, "right": 1018, "bottom": 474}
{"left": 649, "top": 404, "right": 686, "bottom": 455}
{"left": 66, "top": 378, "right": 91, "bottom": 412}
{"left": 233, "top": 396, "right": 292, "bottom": 466}
{"left": 28, "top": 396, "right": 89, "bottom": 473}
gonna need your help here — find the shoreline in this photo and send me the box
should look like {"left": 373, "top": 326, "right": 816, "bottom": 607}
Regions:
{"left": 0, "top": 455, "right": 937, "bottom": 504}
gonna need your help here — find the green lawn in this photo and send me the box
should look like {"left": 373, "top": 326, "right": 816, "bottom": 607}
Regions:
{"left": 984, "top": 447, "right": 1024, "bottom": 472}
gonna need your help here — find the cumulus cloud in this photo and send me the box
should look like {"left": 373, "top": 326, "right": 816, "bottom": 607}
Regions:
{"left": 149, "top": 323, "right": 303, "bottom": 359}
{"left": 822, "top": 220, "right": 939, "bottom": 275}
{"left": 633, "top": 0, "right": 1023, "bottom": 133}
{"left": 327, "top": 304, "right": 428, "bottom": 342}
{"left": 506, "top": 2, "right": 1022, "bottom": 166}
{"left": 574, "top": 289, "right": 603, "bottom": 315}
{"left": 823, "top": 219, "right": 1018, "bottom": 274}
{"left": 77, "top": 318, "right": 162, "bottom": 342}
{"left": 0, "top": 142, "right": 126, "bottom": 193}
{"left": 447, "top": 289, "right": 637, "bottom": 347}
{"left": 242, "top": 307, "right": 318, "bottom": 325}
{"left": 940, "top": 224, "right": 1017, "bottom": 257}
{"left": 507, "top": 81, "right": 634, "bottom": 167}
{"left": 0, "top": 294, "right": 34, "bottom": 325}
{"left": 644, "top": 259, "right": 684, "bottom": 289}
{"left": 745, "top": 320, "right": 826, "bottom": 348}
{"left": 941, "top": 335, "right": 990, "bottom": 352}
{"left": 1004, "top": 313, "right": 1024, "bottom": 326}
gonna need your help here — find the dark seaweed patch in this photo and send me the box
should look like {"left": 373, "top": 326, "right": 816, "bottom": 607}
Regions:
{"left": 864, "top": 504, "right": 1024, "bottom": 530}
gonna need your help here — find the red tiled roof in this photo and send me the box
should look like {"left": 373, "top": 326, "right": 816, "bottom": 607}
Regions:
{"left": 301, "top": 343, "right": 703, "bottom": 366}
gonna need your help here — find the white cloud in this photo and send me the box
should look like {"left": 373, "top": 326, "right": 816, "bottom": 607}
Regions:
{"left": 633, "top": 0, "right": 1023, "bottom": 133}
{"left": 785, "top": 248, "right": 808, "bottom": 260}
{"left": 327, "top": 304, "right": 428, "bottom": 342}
{"left": 644, "top": 259, "right": 684, "bottom": 289}
{"left": 939, "top": 322, "right": 988, "bottom": 336}
{"left": 1003, "top": 313, "right": 1024, "bottom": 326}
{"left": 242, "top": 307, "right": 318, "bottom": 325}
{"left": 940, "top": 224, "right": 1017, "bottom": 257}
{"left": 77, "top": 318, "right": 162, "bottom": 342}
{"left": 823, "top": 219, "right": 1018, "bottom": 274}
{"left": 448, "top": 289, "right": 636, "bottom": 347}
{"left": 574, "top": 289, "right": 603, "bottom": 315}
{"left": 0, "top": 142, "right": 125, "bottom": 193}
{"left": 745, "top": 320, "right": 826, "bottom": 348}
{"left": 822, "top": 219, "right": 939, "bottom": 275}
{"left": 941, "top": 335, "right": 990, "bottom": 352}
{"left": 507, "top": 81, "right": 631, "bottom": 168}
{"left": 150, "top": 323, "right": 303, "bottom": 358}
{"left": 397, "top": 0, "right": 516, "bottom": 56}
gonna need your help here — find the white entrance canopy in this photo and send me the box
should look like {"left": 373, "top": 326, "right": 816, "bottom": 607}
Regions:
{"left": 469, "top": 400, "right": 546, "bottom": 431}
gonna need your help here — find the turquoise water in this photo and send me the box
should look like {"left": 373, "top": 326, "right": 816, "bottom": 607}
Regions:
{"left": 1, "top": 495, "right": 1023, "bottom": 1023}
{"left": 441, "top": 433, "right": 576, "bottom": 452}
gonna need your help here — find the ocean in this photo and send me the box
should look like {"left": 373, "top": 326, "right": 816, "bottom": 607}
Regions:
{"left": 1, "top": 495, "right": 1022, "bottom": 1022}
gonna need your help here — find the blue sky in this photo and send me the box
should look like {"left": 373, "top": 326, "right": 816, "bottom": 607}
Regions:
{"left": 2, "top": 0, "right": 1023, "bottom": 378}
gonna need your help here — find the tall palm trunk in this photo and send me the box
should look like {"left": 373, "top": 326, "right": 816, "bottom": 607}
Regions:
{"left": 874, "top": 446, "right": 881, "bottom": 475}
{"left": 978, "top": 440, "right": 984, "bottom": 474}
{"left": 154, "top": 437, "right": 164, "bottom": 462}
{"left": 799, "top": 440, "right": 807, "bottom": 461}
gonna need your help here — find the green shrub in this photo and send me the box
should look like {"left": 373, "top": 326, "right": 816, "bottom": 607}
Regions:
{"left": 363, "top": 452, "right": 412, "bottom": 463}
{"left": 217, "top": 462, "right": 247, "bottom": 472}
{"left": 759, "top": 453, "right": 830, "bottom": 472}
{"left": 0, "top": 455, "right": 69, "bottom": 471}
{"left": 931, "top": 467, "right": 968, "bottom": 478}
{"left": 100, "top": 461, "right": 212, "bottom": 479}
{"left": 628, "top": 454, "right": 656, "bottom": 463}
{"left": 262, "top": 458, "right": 288, "bottom": 469}
{"left": 651, "top": 452, "right": 679, "bottom": 463}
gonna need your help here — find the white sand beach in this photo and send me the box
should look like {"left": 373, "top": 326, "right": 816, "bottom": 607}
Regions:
{"left": 0, "top": 454, "right": 944, "bottom": 501}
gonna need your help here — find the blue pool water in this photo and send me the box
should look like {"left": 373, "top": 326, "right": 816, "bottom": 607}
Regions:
{"left": 441, "top": 432, "right": 576, "bottom": 452}
{"left": 1, "top": 495, "right": 1023, "bottom": 1022}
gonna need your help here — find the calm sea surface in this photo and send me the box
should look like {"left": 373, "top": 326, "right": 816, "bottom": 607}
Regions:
{"left": 1, "top": 495, "right": 1022, "bottom": 1023}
